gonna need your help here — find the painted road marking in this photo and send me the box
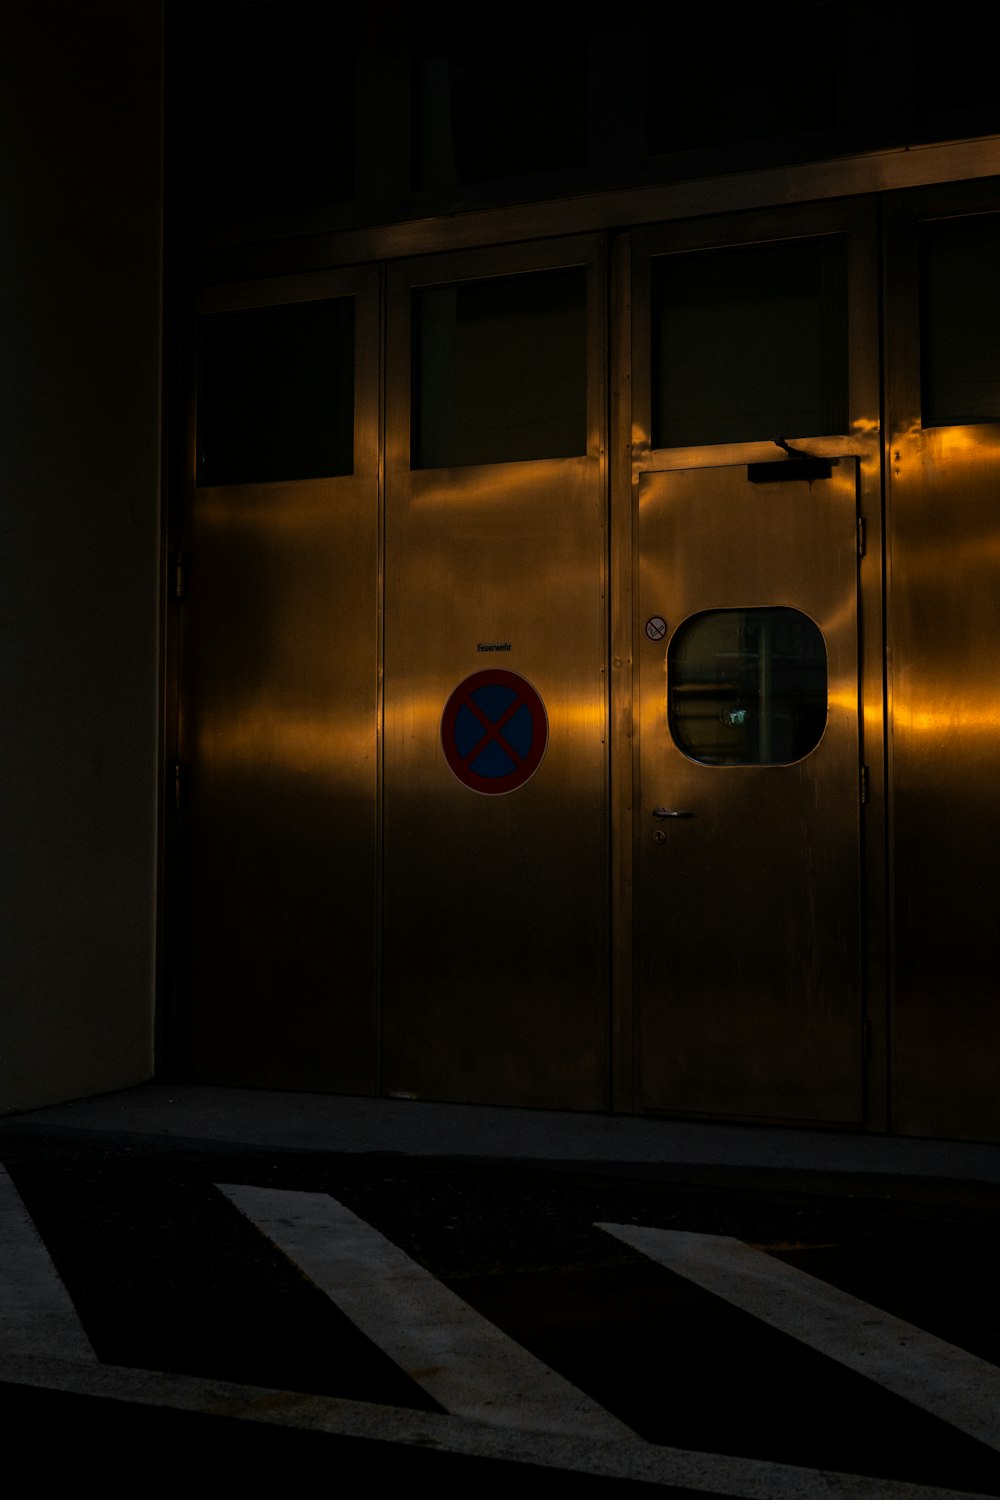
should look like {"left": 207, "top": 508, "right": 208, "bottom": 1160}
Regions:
{"left": 598, "top": 1224, "right": 1000, "bottom": 1454}
{"left": 0, "top": 1164, "right": 95, "bottom": 1361}
{"left": 2, "top": 1165, "right": 998, "bottom": 1497}
{"left": 218, "top": 1183, "right": 632, "bottom": 1441}
{"left": 1, "top": 1353, "right": 994, "bottom": 1500}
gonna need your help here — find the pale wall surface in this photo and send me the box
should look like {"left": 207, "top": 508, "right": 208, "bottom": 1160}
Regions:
{"left": 0, "top": 3, "right": 163, "bottom": 1110}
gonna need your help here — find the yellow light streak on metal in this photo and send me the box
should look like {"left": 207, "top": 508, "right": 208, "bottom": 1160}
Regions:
{"left": 893, "top": 704, "right": 1000, "bottom": 735}
{"left": 198, "top": 715, "right": 372, "bottom": 774}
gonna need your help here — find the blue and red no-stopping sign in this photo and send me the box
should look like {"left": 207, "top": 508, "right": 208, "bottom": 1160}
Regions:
{"left": 441, "top": 669, "right": 548, "bottom": 795}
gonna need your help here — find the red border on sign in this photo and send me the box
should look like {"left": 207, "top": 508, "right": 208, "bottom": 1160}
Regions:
{"left": 441, "top": 669, "right": 548, "bottom": 795}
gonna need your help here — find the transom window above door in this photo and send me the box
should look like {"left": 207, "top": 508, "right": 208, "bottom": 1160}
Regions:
{"left": 197, "top": 297, "right": 355, "bottom": 486}
{"left": 411, "top": 266, "right": 587, "bottom": 469}
{"left": 921, "top": 213, "right": 1000, "bottom": 427}
{"left": 651, "top": 237, "right": 848, "bottom": 449}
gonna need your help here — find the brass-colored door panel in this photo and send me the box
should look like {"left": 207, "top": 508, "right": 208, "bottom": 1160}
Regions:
{"left": 637, "top": 461, "right": 864, "bottom": 1121}
{"left": 177, "top": 270, "right": 379, "bottom": 1092}
{"left": 885, "top": 185, "right": 1000, "bottom": 1141}
{"left": 382, "top": 238, "right": 608, "bottom": 1110}
{"left": 181, "top": 477, "right": 377, "bottom": 1088}
{"left": 383, "top": 460, "right": 607, "bottom": 1107}
{"left": 889, "top": 426, "right": 1000, "bottom": 1138}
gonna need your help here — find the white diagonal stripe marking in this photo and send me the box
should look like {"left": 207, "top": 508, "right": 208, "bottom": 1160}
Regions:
{"left": 218, "top": 1183, "right": 634, "bottom": 1441}
{"left": 1, "top": 1353, "right": 997, "bottom": 1500}
{"left": 598, "top": 1224, "right": 1000, "bottom": 1452}
{"left": 0, "top": 1162, "right": 95, "bottom": 1360}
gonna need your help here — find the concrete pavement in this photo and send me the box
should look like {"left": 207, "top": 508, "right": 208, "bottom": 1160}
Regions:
{"left": 2, "top": 1085, "right": 1000, "bottom": 1497}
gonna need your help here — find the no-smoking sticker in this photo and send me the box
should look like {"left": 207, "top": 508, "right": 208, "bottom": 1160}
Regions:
{"left": 441, "top": 669, "right": 548, "bottom": 795}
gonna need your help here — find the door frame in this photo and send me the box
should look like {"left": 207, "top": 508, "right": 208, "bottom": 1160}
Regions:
{"left": 610, "top": 199, "right": 887, "bottom": 1125}
{"left": 167, "top": 203, "right": 889, "bottom": 1124}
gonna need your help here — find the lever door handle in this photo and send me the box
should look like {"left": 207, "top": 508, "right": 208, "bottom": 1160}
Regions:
{"left": 651, "top": 806, "right": 693, "bottom": 820}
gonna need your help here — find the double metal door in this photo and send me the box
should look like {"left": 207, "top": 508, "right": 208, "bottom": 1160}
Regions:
{"left": 176, "top": 241, "right": 610, "bottom": 1108}
{"left": 176, "top": 224, "right": 871, "bottom": 1123}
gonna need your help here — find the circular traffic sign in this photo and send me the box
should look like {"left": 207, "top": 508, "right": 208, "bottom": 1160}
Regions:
{"left": 441, "top": 669, "right": 548, "bottom": 795}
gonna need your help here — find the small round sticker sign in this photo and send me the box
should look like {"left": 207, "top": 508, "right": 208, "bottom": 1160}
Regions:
{"left": 441, "top": 669, "right": 548, "bottom": 795}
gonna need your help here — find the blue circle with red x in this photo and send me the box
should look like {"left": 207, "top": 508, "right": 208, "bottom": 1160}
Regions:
{"left": 441, "top": 669, "right": 548, "bottom": 795}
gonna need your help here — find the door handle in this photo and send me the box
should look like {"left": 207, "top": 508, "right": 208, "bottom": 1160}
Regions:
{"left": 651, "top": 806, "right": 693, "bottom": 819}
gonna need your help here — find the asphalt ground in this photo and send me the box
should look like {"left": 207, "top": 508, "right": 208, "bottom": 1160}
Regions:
{"left": 2, "top": 1090, "right": 1000, "bottom": 1498}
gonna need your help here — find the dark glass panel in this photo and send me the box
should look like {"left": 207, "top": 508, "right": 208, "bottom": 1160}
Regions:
{"left": 411, "top": 10, "right": 586, "bottom": 188}
{"left": 647, "top": 3, "right": 843, "bottom": 157}
{"left": 198, "top": 298, "right": 354, "bottom": 486}
{"left": 914, "top": 27, "right": 1000, "bottom": 120}
{"left": 922, "top": 216, "right": 1000, "bottom": 428}
{"left": 191, "top": 1, "right": 355, "bottom": 220}
{"left": 669, "top": 608, "right": 827, "bottom": 766}
{"left": 412, "top": 267, "right": 587, "bottom": 469}
{"left": 652, "top": 237, "right": 847, "bottom": 448}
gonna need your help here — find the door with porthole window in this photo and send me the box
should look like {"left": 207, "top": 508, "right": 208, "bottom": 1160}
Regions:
{"left": 630, "top": 205, "right": 880, "bottom": 1123}
{"left": 637, "top": 460, "right": 864, "bottom": 1120}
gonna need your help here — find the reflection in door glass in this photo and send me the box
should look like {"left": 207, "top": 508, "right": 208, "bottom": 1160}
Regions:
{"left": 668, "top": 608, "right": 827, "bottom": 765}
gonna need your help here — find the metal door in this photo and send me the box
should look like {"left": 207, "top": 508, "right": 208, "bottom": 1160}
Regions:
{"left": 176, "top": 269, "right": 380, "bottom": 1090}
{"left": 381, "top": 238, "right": 609, "bottom": 1109}
{"left": 636, "top": 460, "right": 864, "bottom": 1121}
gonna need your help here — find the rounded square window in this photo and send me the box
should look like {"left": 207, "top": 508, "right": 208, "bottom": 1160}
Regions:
{"left": 668, "top": 608, "right": 827, "bottom": 766}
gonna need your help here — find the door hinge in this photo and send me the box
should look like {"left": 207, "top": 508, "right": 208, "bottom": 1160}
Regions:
{"left": 857, "top": 517, "right": 866, "bottom": 558}
{"left": 173, "top": 762, "right": 184, "bottom": 813}
{"left": 173, "top": 551, "right": 189, "bottom": 600}
{"left": 860, "top": 765, "right": 870, "bottom": 804}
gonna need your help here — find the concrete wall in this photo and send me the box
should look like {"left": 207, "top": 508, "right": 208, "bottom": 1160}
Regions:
{"left": 0, "top": 3, "right": 163, "bottom": 1110}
